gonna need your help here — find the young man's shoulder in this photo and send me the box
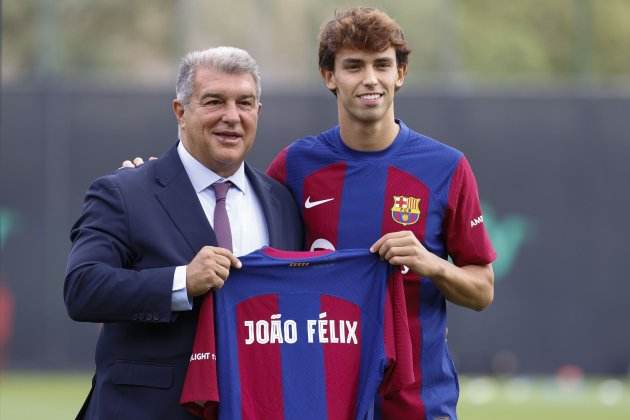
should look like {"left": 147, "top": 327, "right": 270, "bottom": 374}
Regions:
{"left": 395, "top": 124, "right": 464, "bottom": 173}
{"left": 268, "top": 127, "right": 337, "bottom": 173}
{"left": 288, "top": 126, "right": 337, "bottom": 151}
{"left": 405, "top": 124, "right": 463, "bottom": 159}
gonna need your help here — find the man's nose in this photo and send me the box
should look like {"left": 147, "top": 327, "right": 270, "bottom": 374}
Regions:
{"left": 221, "top": 102, "right": 240, "bottom": 123}
{"left": 362, "top": 66, "right": 378, "bottom": 86}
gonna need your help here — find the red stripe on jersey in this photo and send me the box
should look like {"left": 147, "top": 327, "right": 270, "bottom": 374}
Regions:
{"left": 237, "top": 295, "right": 285, "bottom": 420}
{"left": 180, "top": 293, "right": 219, "bottom": 417}
{"left": 381, "top": 166, "right": 430, "bottom": 241}
{"left": 383, "top": 277, "right": 395, "bottom": 373}
{"left": 381, "top": 277, "right": 425, "bottom": 418}
{"left": 262, "top": 247, "right": 333, "bottom": 259}
{"left": 320, "top": 295, "right": 361, "bottom": 420}
{"left": 379, "top": 270, "right": 415, "bottom": 396}
{"left": 445, "top": 157, "right": 496, "bottom": 266}
{"left": 266, "top": 146, "right": 289, "bottom": 184}
{"left": 303, "top": 163, "right": 347, "bottom": 250}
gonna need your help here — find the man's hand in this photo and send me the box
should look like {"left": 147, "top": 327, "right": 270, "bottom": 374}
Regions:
{"left": 370, "top": 230, "right": 442, "bottom": 278}
{"left": 120, "top": 156, "right": 157, "bottom": 169}
{"left": 186, "top": 246, "right": 242, "bottom": 297}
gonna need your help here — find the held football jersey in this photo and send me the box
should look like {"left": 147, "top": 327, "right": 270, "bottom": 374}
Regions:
{"left": 180, "top": 248, "right": 414, "bottom": 420}
{"left": 267, "top": 120, "right": 496, "bottom": 419}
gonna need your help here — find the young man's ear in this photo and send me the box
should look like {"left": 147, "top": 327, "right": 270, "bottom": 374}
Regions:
{"left": 395, "top": 64, "right": 408, "bottom": 90}
{"left": 320, "top": 68, "right": 337, "bottom": 95}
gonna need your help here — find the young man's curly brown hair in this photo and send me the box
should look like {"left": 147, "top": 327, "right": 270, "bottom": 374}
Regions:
{"left": 318, "top": 7, "right": 411, "bottom": 72}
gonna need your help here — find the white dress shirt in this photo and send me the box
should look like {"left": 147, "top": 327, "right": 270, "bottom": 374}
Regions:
{"left": 172, "top": 142, "right": 269, "bottom": 310}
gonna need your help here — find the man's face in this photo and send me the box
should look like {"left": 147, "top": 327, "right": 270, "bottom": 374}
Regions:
{"left": 322, "top": 47, "right": 406, "bottom": 126}
{"left": 173, "top": 66, "right": 260, "bottom": 177}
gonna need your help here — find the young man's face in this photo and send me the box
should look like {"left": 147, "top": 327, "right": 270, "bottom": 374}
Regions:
{"left": 322, "top": 47, "right": 406, "bottom": 126}
{"left": 173, "top": 66, "right": 260, "bottom": 177}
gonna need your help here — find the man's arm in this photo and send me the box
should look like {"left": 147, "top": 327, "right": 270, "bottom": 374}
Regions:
{"left": 371, "top": 231, "right": 494, "bottom": 311}
{"left": 64, "top": 176, "right": 175, "bottom": 323}
{"left": 64, "top": 176, "right": 240, "bottom": 323}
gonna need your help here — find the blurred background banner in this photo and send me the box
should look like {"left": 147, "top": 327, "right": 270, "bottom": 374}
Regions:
{"left": 2, "top": 0, "right": 630, "bottom": 379}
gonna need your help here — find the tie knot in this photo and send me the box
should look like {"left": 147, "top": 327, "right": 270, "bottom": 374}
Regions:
{"left": 211, "top": 181, "right": 232, "bottom": 201}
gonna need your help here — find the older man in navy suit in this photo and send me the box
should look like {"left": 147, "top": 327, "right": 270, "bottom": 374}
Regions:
{"left": 64, "top": 47, "right": 303, "bottom": 419}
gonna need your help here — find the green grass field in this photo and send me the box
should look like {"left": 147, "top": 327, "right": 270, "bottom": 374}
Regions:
{"left": 1, "top": 372, "right": 629, "bottom": 419}
{"left": 458, "top": 376, "right": 630, "bottom": 420}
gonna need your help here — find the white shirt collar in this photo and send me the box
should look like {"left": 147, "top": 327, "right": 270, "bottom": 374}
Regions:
{"left": 177, "top": 142, "right": 247, "bottom": 194}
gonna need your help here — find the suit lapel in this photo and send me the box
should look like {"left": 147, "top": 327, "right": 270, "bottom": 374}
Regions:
{"left": 153, "top": 144, "right": 217, "bottom": 254}
{"left": 246, "top": 164, "right": 282, "bottom": 247}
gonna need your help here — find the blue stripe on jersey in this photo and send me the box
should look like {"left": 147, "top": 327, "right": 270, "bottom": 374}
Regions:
{"left": 338, "top": 163, "right": 387, "bottom": 249}
{"left": 216, "top": 297, "right": 243, "bottom": 420}
{"left": 279, "top": 293, "right": 327, "bottom": 419}
{"left": 355, "top": 285, "right": 387, "bottom": 419}
{"left": 420, "top": 280, "right": 457, "bottom": 419}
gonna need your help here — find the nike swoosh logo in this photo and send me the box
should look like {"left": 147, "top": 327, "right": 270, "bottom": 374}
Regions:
{"left": 304, "top": 196, "right": 334, "bottom": 209}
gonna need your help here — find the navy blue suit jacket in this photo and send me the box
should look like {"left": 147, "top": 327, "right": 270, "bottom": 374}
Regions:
{"left": 64, "top": 144, "right": 303, "bottom": 419}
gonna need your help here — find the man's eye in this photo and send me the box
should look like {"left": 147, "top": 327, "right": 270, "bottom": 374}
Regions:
{"left": 376, "top": 62, "right": 392, "bottom": 69}
{"left": 239, "top": 101, "right": 254, "bottom": 109}
{"left": 203, "top": 100, "right": 221, "bottom": 106}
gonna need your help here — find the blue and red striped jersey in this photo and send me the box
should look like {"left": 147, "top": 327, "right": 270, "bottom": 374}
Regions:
{"left": 267, "top": 120, "right": 496, "bottom": 419}
{"left": 181, "top": 248, "right": 414, "bottom": 420}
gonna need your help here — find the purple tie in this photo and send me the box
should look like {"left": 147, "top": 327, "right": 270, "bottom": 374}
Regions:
{"left": 211, "top": 181, "right": 232, "bottom": 251}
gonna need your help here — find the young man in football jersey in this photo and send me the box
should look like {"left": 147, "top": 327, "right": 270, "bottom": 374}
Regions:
{"left": 267, "top": 7, "right": 496, "bottom": 419}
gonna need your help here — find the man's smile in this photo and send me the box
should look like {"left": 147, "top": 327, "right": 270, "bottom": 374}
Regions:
{"left": 357, "top": 92, "right": 384, "bottom": 105}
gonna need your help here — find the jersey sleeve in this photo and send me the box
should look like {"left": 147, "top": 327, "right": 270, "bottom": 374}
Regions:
{"left": 180, "top": 294, "right": 219, "bottom": 418}
{"left": 444, "top": 156, "right": 496, "bottom": 267}
{"left": 266, "top": 146, "right": 289, "bottom": 185}
{"left": 379, "top": 269, "right": 415, "bottom": 396}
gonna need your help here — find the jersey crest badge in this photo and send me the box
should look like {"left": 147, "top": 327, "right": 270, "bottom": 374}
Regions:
{"left": 391, "top": 195, "right": 421, "bottom": 226}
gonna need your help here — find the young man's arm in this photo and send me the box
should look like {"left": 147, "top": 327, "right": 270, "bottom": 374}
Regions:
{"left": 370, "top": 231, "right": 494, "bottom": 311}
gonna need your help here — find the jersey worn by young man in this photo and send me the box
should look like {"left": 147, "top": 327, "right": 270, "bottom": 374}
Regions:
{"left": 267, "top": 120, "right": 496, "bottom": 420}
{"left": 180, "top": 248, "right": 414, "bottom": 420}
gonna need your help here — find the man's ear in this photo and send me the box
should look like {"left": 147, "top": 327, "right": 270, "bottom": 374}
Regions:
{"left": 172, "top": 99, "right": 185, "bottom": 125}
{"left": 321, "top": 68, "right": 337, "bottom": 92}
{"left": 395, "top": 64, "right": 408, "bottom": 89}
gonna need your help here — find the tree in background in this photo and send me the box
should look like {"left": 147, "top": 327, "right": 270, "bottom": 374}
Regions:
{"left": 3, "top": 0, "right": 630, "bottom": 87}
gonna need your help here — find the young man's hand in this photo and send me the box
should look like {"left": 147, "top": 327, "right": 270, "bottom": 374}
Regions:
{"left": 370, "top": 231, "right": 442, "bottom": 278}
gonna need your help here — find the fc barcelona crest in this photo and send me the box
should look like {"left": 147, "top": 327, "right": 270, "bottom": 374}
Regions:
{"left": 391, "top": 195, "right": 421, "bottom": 226}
